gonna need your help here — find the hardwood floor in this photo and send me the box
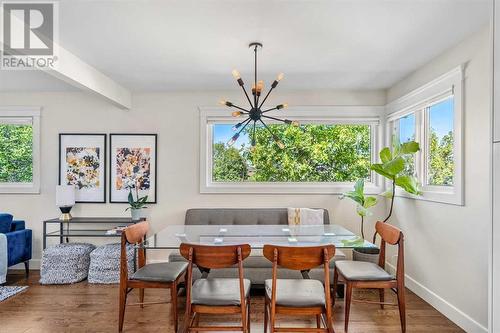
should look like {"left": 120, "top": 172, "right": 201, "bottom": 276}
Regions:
{"left": 1, "top": 271, "right": 463, "bottom": 333}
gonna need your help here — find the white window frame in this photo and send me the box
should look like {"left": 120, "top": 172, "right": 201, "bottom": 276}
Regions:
{"left": 385, "top": 66, "right": 464, "bottom": 205}
{"left": 199, "top": 105, "right": 384, "bottom": 194}
{"left": 0, "top": 106, "right": 41, "bottom": 194}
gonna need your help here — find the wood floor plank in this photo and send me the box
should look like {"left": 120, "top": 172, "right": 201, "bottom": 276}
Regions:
{"left": 0, "top": 271, "right": 464, "bottom": 333}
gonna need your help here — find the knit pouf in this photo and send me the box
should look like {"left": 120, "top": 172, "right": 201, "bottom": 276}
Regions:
{"left": 88, "top": 243, "right": 135, "bottom": 284}
{"left": 40, "top": 243, "right": 96, "bottom": 285}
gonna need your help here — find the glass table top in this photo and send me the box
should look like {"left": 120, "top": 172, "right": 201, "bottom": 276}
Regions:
{"left": 147, "top": 224, "right": 377, "bottom": 249}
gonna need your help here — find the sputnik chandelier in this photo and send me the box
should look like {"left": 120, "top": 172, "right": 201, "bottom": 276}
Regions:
{"left": 220, "top": 42, "right": 299, "bottom": 149}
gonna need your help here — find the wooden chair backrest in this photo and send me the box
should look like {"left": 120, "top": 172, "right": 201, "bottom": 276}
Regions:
{"left": 179, "top": 243, "right": 251, "bottom": 269}
{"left": 376, "top": 221, "right": 402, "bottom": 245}
{"left": 263, "top": 245, "right": 335, "bottom": 271}
{"left": 375, "top": 221, "right": 404, "bottom": 280}
{"left": 124, "top": 221, "right": 149, "bottom": 244}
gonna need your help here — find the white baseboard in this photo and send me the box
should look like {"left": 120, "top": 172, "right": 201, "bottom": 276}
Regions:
{"left": 386, "top": 262, "right": 488, "bottom": 333}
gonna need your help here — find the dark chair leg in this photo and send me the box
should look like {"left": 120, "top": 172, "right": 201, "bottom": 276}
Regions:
{"left": 316, "top": 314, "right": 321, "bottom": 328}
{"left": 344, "top": 282, "right": 353, "bottom": 333}
{"left": 24, "top": 261, "right": 29, "bottom": 277}
{"left": 139, "top": 288, "right": 144, "bottom": 308}
{"left": 332, "top": 268, "right": 338, "bottom": 307}
{"left": 171, "top": 282, "right": 178, "bottom": 333}
{"left": 118, "top": 284, "right": 128, "bottom": 332}
{"left": 264, "top": 298, "right": 268, "bottom": 333}
{"left": 397, "top": 287, "right": 406, "bottom": 333}
{"left": 379, "top": 288, "right": 385, "bottom": 309}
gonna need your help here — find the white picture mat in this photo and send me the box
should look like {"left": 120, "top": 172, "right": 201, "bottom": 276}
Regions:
{"left": 59, "top": 134, "right": 106, "bottom": 202}
{"left": 110, "top": 135, "right": 157, "bottom": 203}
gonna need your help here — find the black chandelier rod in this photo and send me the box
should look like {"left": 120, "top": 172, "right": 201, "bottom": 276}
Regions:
{"left": 254, "top": 45, "right": 258, "bottom": 108}
{"left": 258, "top": 119, "right": 280, "bottom": 143}
{"left": 231, "top": 104, "right": 250, "bottom": 113}
{"left": 235, "top": 117, "right": 252, "bottom": 137}
{"left": 252, "top": 121, "right": 256, "bottom": 146}
{"left": 241, "top": 85, "right": 253, "bottom": 108}
{"left": 261, "top": 114, "right": 287, "bottom": 123}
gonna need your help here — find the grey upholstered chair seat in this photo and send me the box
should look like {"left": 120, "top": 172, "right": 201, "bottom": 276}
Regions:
{"left": 335, "top": 261, "right": 393, "bottom": 281}
{"left": 130, "top": 262, "right": 188, "bottom": 282}
{"left": 191, "top": 278, "right": 251, "bottom": 306}
{"left": 265, "top": 279, "right": 326, "bottom": 307}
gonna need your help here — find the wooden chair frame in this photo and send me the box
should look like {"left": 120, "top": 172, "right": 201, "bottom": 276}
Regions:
{"left": 118, "top": 222, "right": 186, "bottom": 333}
{"left": 263, "top": 245, "right": 336, "bottom": 333}
{"left": 180, "top": 243, "right": 252, "bottom": 333}
{"left": 333, "top": 221, "right": 406, "bottom": 332}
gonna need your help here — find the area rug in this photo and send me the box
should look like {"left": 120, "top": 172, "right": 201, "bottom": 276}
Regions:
{"left": 0, "top": 286, "right": 28, "bottom": 302}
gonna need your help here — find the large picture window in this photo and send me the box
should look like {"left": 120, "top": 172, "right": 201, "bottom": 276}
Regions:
{"left": 0, "top": 107, "right": 41, "bottom": 193}
{"left": 386, "top": 66, "right": 463, "bottom": 205}
{"left": 200, "top": 106, "right": 383, "bottom": 194}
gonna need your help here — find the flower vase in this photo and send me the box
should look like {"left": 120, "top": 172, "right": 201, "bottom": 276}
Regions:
{"left": 130, "top": 208, "right": 142, "bottom": 221}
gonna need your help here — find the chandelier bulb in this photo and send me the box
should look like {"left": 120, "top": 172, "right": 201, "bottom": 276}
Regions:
{"left": 227, "top": 133, "right": 240, "bottom": 146}
{"left": 276, "top": 103, "right": 288, "bottom": 110}
{"left": 277, "top": 141, "right": 285, "bottom": 149}
{"left": 232, "top": 111, "right": 241, "bottom": 117}
{"left": 277, "top": 73, "right": 285, "bottom": 81}
{"left": 292, "top": 120, "right": 300, "bottom": 127}
{"left": 232, "top": 69, "right": 241, "bottom": 80}
{"left": 232, "top": 123, "right": 242, "bottom": 131}
{"left": 219, "top": 99, "right": 233, "bottom": 107}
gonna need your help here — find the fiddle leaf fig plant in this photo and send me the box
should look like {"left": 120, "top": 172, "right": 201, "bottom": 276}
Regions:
{"left": 371, "top": 139, "right": 422, "bottom": 225}
{"left": 340, "top": 178, "right": 378, "bottom": 243}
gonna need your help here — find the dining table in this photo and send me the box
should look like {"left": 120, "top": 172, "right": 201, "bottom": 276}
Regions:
{"left": 145, "top": 224, "right": 377, "bottom": 249}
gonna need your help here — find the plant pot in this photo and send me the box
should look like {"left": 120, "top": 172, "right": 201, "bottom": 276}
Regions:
{"left": 353, "top": 247, "right": 380, "bottom": 264}
{"left": 130, "top": 208, "right": 143, "bottom": 221}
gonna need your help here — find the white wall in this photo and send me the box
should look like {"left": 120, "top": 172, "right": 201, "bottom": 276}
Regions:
{"left": 0, "top": 89, "right": 387, "bottom": 263}
{"left": 386, "top": 27, "right": 491, "bottom": 332}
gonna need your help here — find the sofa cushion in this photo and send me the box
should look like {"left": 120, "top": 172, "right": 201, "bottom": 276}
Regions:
{"left": 0, "top": 214, "right": 13, "bottom": 234}
{"left": 191, "top": 278, "right": 251, "bottom": 306}
{"left": 185, "top": 208, "right": 330, "bottom": 225}
{"left": 265, "top": 279, "right": 325, "bottom": 307}
{"left": 10, "top": 220, "right": 25, "bottom": 232}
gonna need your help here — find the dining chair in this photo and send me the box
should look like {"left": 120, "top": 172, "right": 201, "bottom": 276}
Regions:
{"left": 118, "top": 221, "right": 188, "bottom": 332}
{"left": 263, "top": 244, "right": 336, "bottom": 333}
{"left": 179, "top": 243, "right": 252, "bottom": 333}
{"left": 333, "top": 221, "right": 406, "bottom": 332}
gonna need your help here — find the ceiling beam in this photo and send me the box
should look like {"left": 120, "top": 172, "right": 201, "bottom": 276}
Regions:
{"left": 1, "top": 13, "right": 131, "bottom": 109}
{"left": 46, "top": 45, "right": 132, "bottom": 110}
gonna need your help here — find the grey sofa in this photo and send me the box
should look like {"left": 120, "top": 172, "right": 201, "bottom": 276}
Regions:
{"left": 168, "top": 208, "right": 346, "bottom": 287}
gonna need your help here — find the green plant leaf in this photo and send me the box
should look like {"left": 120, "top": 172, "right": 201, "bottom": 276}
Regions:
{"left": 379, "top": 147, "right": 392, "bottom": 163}
{"left": 127, "top": 191, "right": 134, "bottom": 205}
{"left": 356, "top": 205, "right": 372, "bottom": 217}
{"left": 395, "top": 175, "right": 422, "bottom": 195}
{"left": 392, "top": 137, "right": 401, "bottom": 156}
{"left": 363, "top": 196, "right": 377, "bottom": 208}
{"left": 370, "top": 163, "right": 395, "bottom": 179}
{"left": 379, "top": 190, "right": 393, "bottom": 199}
{"left": 353, "top": 178, "right": 364, "bottom": 194}
{"left": 341, "top": 191, "right": 364, "bottom": 206}
{"left": 399, "top": 141, "right": 420, "bottom": 155}
{"left": 341, "top": 236, "right": 365, "bottom": 247}
{"left": 383, "top": 156, "right": 405, "bottom": 176}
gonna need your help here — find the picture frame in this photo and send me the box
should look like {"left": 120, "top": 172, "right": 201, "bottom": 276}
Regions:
{"left": 109, "top": 133, "right": 157, "bottom": 203}
{"left": 58, "top": 133, "right": 107, "bottom": 203}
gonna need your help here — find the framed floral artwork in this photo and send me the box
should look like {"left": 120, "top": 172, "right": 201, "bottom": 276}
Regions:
{"left": 109, "top": 134, "right": 157, "bottom": 203}
{"left": 59, "top": 134, "right": 107, "bottom": 203}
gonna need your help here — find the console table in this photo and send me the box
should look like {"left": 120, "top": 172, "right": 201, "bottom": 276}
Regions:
{"left": 42, "top": 217, "right": 140, "bottom": 249}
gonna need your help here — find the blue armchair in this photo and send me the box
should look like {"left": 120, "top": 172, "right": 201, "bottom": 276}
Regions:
{"left": 0, "top": 213, "right": 32, "bottom": 276}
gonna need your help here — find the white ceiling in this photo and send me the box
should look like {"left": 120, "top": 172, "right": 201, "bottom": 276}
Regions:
{"left": 0, "top": 0, "right": 491, "bottom": 92}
